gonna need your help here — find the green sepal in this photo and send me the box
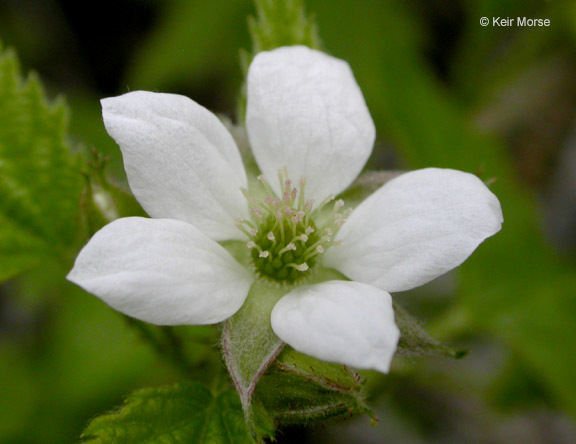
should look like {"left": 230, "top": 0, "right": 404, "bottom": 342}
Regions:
{"left": 394, "top": 301, "right": 467, "bottom": 359}
{"left": 81, "top": 382, "right": 254, "bottom": 444}
{"left": 338, "top": 170, "right": 404, "bottom": 208}
{"left": 78, "top": 148, "right": 146, "bottom": 239}
{"left": 255, "top": 347, "right": 373, "bottom": 425}
{"left": 221, "top": 281, "right": 286, "bottom": 438}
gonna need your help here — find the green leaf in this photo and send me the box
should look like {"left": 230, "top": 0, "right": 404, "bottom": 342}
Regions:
{"left": 255, "top": 347, "right": 372, "bottom": 425}
{"left": 0, "top": 42, "right": 82, "bottom": 281}
{"left": 82, "top": 382, "right": 254, "bottom": 444}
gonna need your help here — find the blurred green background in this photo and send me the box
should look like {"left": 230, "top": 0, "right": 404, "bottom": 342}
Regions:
{"left": 1, "top": 0, "right": 576, "bottom": 442}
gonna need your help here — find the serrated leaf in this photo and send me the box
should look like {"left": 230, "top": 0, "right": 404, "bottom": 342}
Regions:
{"left": 82, "top": 382, "right": 254, "bottom": 444}
{"left": 394, "top": 302, "right": 466, "bottom": 359}
{"left": 255, "top": 347, "right": 372, "bottom": 425}
{"left": 0, "top": 42, "right": 82, "bottom": 281}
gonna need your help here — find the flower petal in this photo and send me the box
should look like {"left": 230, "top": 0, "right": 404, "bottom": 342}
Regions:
{"left": 324, "top": 168, "right": 503, "bottom": 292}
{"left": 102, "top": 91, "right": 249, "bottom": 241}
{"left": 246, "top": 46, "right": 375, "bottom": 204}
{"left": 271, "top": 281, "right": 399, "bottom": 373}
{"left": 67, "top": 217, "right": 253, "bottom": 325}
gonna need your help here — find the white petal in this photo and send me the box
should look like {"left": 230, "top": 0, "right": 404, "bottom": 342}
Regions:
{"left": 67, "top": 217, "right": 253, "bottom": 325}
{"left": 246, "top": 46, "right": 375, "bottom": 204}
{"left": 102, "top": 91, "right": 249, "bottom": 241}
{"left": 271, "top": 281, "right": 399, "bottom": 373}
{"left": 324, "top": 168, "right": 503, "bottom": 292}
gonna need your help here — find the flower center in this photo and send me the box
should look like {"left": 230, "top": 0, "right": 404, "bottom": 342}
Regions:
{"left": 236, "top": 168, "right": 350, "bottom": 285}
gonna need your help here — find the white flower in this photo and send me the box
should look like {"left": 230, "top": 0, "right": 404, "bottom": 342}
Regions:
{"left": 67, "top": 46, "right": 503, "bottom": 374}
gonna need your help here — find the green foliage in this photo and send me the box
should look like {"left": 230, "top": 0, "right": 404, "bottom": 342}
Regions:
{"left": 0, "top": 42, "right": 82, "bottom": 281}
{"left": 248, "top": 0, "right": 321, "bottom": 54}
{"left": 82, "top": 382, "right": 254, "bottom": 444}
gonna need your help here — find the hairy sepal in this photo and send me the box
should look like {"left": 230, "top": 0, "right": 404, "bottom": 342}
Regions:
{"left": 221, "top": 282, "right": 285, "bottom": 436}
{"left": 394, "top": 301, "right": 467, "bottom": 359}
{"left": 255, "top": 347, "right": 373, "bottom": 425}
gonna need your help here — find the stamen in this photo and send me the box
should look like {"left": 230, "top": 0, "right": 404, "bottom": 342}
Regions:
{"left": 279, "top": 242, "right": 297, "bottom": 255}
{"left": 291, "top": 211, "right": 305, "bottom": 224}
{"left": 313, "top": 194, "right": 335, "bottom": 215}
{"left": 258, "top": 175, "right": 275, "bottom": 196}
{"left": 250, "top": 207, "right": 264, "bottom": 219}
{"left": 242, "top": 166, "right": 347, "bottom": 284}
{"left": 235, "top": 219, "right": 254, "bottom": 238}
{"left": 288, "top": 263, "right": 309, "bottom": 272}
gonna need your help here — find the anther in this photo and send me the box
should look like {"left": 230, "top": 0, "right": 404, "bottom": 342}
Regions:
{"left": 289, "top": 263, "right": 309, "bottom": 272}
{"left": 297, "top": 234, "right": 308, "bottom": 243}
{"left": 334, "top": 199, "right": 344, "bottom": 211}
{"left": 279, "top": 243, "right": 297, "bottom": 255}
{"left": 251, "top": 207, "right": 264, "bottom": 218}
